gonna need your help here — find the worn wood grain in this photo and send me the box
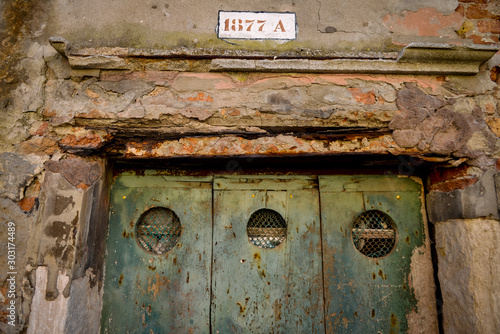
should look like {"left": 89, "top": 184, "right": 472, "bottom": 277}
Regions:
{"left": 211, "top": 178, "right": 325, "bottom": 333}
{"left": 101, "top": 176, "right": 212, "bottom": 333}
{"left": 320, "top": 176, "right": 424, "bottom": 333}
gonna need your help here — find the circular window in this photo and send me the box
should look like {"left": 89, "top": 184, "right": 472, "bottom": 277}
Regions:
{"left": 351, "top": 210, "right": 396, "bottom": 258}
{"left": 135, "top": 207, "right": 182, "bottom": 255}
{"left": 247, "top": 209, "right": 287, "bottom": 249}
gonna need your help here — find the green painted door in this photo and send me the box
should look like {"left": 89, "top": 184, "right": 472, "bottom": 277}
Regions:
{"left": 101, "top": 174, "right": 428, "bottom": 333}
{"left": 211, "top": 176, "right": 325, "bottom": 333}
{"left": 319, "top": 176, "right": 424, "bottom": 333}
{"left": 101, "top": 175, "right": 213, "bottom": 333}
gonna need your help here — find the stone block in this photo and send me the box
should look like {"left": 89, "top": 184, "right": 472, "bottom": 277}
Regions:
{"left": 392, "top": 129, "right": 422, "bottom": 148}
{"left": 45, "top": 158, "right": 102, "bottom": 189}
{"left": 0, "top": 153, "right": 37, "bottom": 201}
{"left": 434, "top": 219, "right": 500, "bottom": 334}
{"left": 426, "top": 190, "right": 463, "bottom": 222}
{"left": 427, "top": 167, "right": 500, "bottom": 223}
{"left": 64, "top": 270, "right": 102, "bottom": 334}
{"left": 389, "top": 84, "right": 447, "bottom": 130}
{"left": 27, "top": 267, "right": 70, "bottom": 334}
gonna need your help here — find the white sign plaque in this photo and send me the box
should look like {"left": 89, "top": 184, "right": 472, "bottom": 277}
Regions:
{"left": 217, "top": 11, "right": 297, "bottom": 40}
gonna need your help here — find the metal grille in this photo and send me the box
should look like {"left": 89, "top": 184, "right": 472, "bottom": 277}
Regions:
{"left": 247, "top": 209, "right": 287, "bottom": 249}
{"left": 352, "top": 210, "right": 396, "bottom": 258}
{"left": 135, "top": 207, "right": 181, "bottom": 255}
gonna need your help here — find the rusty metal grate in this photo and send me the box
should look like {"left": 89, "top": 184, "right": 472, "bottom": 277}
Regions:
{"left": 135, "top": 207, "right": 181, "bottom": 255}
{"left": 352, "top": 210, "right": 396, "bottom": 258}
{"left": 247, "top": 209, "right": 287, "bottom": 249}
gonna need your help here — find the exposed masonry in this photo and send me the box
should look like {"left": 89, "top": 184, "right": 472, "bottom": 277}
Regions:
{"left": 1, "top": 0, "right": 500, "bottom": 332}
{"left": 37, "top": 56, "right": 500, "bottom": 168}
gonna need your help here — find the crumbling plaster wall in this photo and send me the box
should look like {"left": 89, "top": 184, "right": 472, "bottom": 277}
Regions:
{"left": 0, "top": 0, "right": 499, "bottom": 333}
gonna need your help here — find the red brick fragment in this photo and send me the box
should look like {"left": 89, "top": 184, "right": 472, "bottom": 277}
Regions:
{"left": 430, "top": 178, "right": 479, "bottom": 192}
{"left": 455, "top": 4, "right": 466, "bottom": 17}
{"left": 59, "top": 134, "right": 104, "bottom": 149}
{"left": 466, "top": 4, "right": 500, "bottom": 20}
{"left": 19, "top": 197, "right": 36, "bottom": 212}
{"left": 478, "top": 20, "right": 500, "bottom": 34}
{"left": 429, "top": 165, "right": 479, "bottom": 192}
{"left": 349, "top": 88, "right": 376, "bottom": 105}
{"left": 35, "top": 122, "right": 49, "bottom": 136}
{"left": 429, "top": 165, "right": 470, "bottom": 185}
{"left": 470, "top": 34, "right": 500, "bottom": 44}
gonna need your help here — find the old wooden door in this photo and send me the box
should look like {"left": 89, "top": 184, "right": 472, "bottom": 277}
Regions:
{"left": 319, "top": 176, "right": 424, "bottom": 333}
{"left": 211, "top": 176, "right": 325, "bottom": 333}
{"left": 101, "top": 173, "right": 428, "bottom": 333}
{"left": 101, "top": 175, "right": 213, "bottom": 333}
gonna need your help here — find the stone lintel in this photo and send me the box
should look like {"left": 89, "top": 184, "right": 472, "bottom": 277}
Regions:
{"left": 50, "top": 37, "right": 499, "bottom": 75}
{"left": 210, "top": 58, "right": 482, "bottom": 75}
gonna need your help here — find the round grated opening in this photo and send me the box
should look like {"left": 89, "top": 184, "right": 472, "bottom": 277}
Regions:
{"left": 247, "top": 209, "right": 287, "bottom": 249}
{"left": 135, "top": 207, "right": 181, "bottom": 255}
{"left": 352, "top": 210, "right": 396, "bottom": 258}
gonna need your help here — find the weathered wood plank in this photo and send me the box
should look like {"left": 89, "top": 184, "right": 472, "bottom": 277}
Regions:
{"left": 320, "top": 176, "right": 425, "bottom": 333}
{"left": 319, "top": 175, "right": 422, "bottom": 193}
{"left": 114, "top": 175, "right": 213, "bottom": 188}
{"left": 214, "top": 175, "right": 317, "bottom": 190}
{"left": 101, "top": 176, "right": 212, "bottom": 333}
{"left": 212, "top": 185, "right": 325, "bottom": 333}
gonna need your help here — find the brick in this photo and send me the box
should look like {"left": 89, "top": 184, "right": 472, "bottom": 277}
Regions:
{"left": 477, "top": 20, "right": 500, "bottom": 34}
{"left": 466, "top": 4, "right": 499, "bottom": 20}
{"left": 348, "top": 88, "right": 376, "bottom": 105}
{"left": 427, "top": 168, "right": 499, "bottom": 221}
{"left": 35, "top": 122, "right": 49, "bottom": 136}
{"left": 59, "top": 133, "right": 107, "bottom": 150}
{"left": 455, "top": 4, "right": 466, "bottom": 17}
{"left": 430, "top": 177, "right": 479, "bottom": 192}
{"left": 19, "top": 196, "right": 36, "bottom": 212}
{"left": 429, "top": 165, "right": 470, "bottom": 186}
{"left": 469, "top": 34, "right": 499, "bottom": 44}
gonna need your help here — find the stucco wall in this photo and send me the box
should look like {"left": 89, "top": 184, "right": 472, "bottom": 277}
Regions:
{"left": 1, "top": 0, "right": 499, "bottom": 332}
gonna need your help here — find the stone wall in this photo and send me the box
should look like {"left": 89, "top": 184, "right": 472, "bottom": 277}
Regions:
{"left": 0, "top": 0, "right": 499, "bottom": 332}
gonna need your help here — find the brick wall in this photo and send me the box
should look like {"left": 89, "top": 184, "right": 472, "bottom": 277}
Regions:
{"left": 456, "top": 0, "right": 500, "bottom": 44}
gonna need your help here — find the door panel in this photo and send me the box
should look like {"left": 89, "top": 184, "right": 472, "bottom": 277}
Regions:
{"left": 319, "top": 176, "right": 425, "bottom": 333}
{"left": 211, "top": 176, "right": 325, "bottom": 333}
{"left": 101, "top": 174, "right": 432, "bottom": 333}
{"left": 101, "top": 176, "right": 213, "bottom": 333}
